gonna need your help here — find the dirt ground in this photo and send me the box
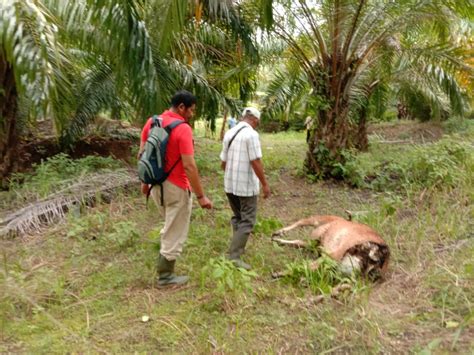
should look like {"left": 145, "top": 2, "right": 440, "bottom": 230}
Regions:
{"left": 12, "top": 120, "right": 138, "bottom": 177}
{"left": 368, "top": 120, "right": 444, "bottom": 143}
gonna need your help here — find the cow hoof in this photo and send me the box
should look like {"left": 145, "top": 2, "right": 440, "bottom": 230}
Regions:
{"left": 271, "top": 230, "right": 283, "bottom": 238}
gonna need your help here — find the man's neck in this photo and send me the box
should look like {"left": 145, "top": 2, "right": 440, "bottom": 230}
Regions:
{"left": 243, "top": 119, "right": 256, "bottom": 129}
{"left": 169, "top": 107, "right": 186, "bottom": 121}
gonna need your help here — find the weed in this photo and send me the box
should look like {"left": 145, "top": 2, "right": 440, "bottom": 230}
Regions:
{"left": 443, "top": 117, "right": 474, "bottom": 135}
{"left": 281, "top": 254, "right": 355, "bottom": 294}
{"left": 253, "top": 217, "right": 283, "bottom": 236}
{"left": 67, "top": 212, "right": 109, "bottom": 241}
{"left": 200, "top": 257, "right": 257, "bottom": 303}
{"left": 342, "top": 138, "right": 473, "bottom": 191}
{"left": 105, "top": 221, "right": 140, "bottom": 250}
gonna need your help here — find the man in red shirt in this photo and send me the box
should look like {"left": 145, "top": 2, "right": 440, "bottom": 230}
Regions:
{"left": 139, "top": 90, "right": 212, "bottom": 287}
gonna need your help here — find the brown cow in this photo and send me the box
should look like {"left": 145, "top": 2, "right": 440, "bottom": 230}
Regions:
{"left": 271, "top": 215, "right": 390, "bottom": 280}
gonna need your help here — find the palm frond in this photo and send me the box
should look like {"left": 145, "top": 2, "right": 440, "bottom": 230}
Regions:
{"left": 0, "top": 0, "right": 72, "bottom": 120}
{"left": 163, "top": 58, "right": 242, "bottom": 122}
{"left": 60, "top": 61, "right": 120, "bottom": 146}
{"left": 51, "top": 0, "right": 158, "bottom": 114}
{"left": 262, "top": 67, "right": 310, "bottom": 121}
{"left": 202, "top": 0, "right": 259, "bottom": 61}
{"left": 0, "top": 169, "right": 137, "bottom": 238}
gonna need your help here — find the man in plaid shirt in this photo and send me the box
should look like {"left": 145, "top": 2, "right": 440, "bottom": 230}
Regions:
{"left": 220, "top": 107, "right": 271, "bottom": 270}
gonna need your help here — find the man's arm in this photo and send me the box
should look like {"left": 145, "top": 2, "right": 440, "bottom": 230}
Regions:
{"left": 137, "top": 140, "right": 145, "bottom": 159}
{"left": 182, "top": 154, "right": 212, "bottom": 209}
{"left": 139, "top": 140, "right": 148, "bottom": 195}
{"left": 250, "top": 158, "right": 271, "bottom": 198}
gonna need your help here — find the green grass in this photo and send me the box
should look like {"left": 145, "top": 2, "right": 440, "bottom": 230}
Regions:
{"left": 1, "top": 121, "right": 473, "bottom": 352}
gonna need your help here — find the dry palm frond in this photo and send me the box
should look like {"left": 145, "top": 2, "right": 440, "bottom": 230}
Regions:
{"left": 0, "top": 169, "right": 138, "bottom": 238}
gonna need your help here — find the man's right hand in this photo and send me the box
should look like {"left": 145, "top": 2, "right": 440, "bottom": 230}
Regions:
{"left": 198, "top": 196, "right": 213, "bottom": 209}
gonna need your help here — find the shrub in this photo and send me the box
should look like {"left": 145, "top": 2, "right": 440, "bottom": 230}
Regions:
{"left": 282, "top": 255, "right": 353, "bottom": 294}
{"left": 342, "top": 138, "right": 473, "bottom": 191}
{"left": 443, "top": 117, "right": 474, "bottom": 135}
{"left": 67, "top": 214, "right": 139, "bottom": 251}
{"left": 200, "top": 257, "right": 257, "bottom": 301}
{"left": 253, "top": 217, "right": 283, "bottom": 236}
{"left": 105, "top": 221, "right": 140, "bottom": 250}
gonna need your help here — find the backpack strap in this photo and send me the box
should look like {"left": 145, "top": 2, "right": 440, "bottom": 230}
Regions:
{"left": 145, "top": 185, "right": 153, "bottom": 208}
{"left": 228, "top": 125, "right": 247, "bottom": 149}
{"left": 163, "top": 119, "right": 186, "bottom": 177}
{"left": 164, "top": 119, "right": 185, "bottom": 132}
{"left": 145, "top": 184, "right": 164, "bottom": 208}
{"left": 150, "top": 115, "right": 161, "bottom": 128}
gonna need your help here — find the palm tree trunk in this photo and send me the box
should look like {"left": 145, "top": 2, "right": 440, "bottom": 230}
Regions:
{"left": 220, "top": 109, "right": 228, "bottom": 141}
{"left": 0, "top": 51, "right": 18, "bottom": 187}
{"left": 355, "top": 105, "right": 369, "bottom": 151}
{"left": 305, "top": 65, "right": 353, "bottom": 178}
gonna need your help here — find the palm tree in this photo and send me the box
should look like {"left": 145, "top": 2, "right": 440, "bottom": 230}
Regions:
{"left": 1, "top": 1, "right": 69, "bottom": 183}
{"left": 265, "top": 0, "right": 473, "bottom": 178}
{"left": 0, "top": 0, "right": 157, "bottom": 183}
{"left": 0, "top": 0, "right": 271, "bottom": 184}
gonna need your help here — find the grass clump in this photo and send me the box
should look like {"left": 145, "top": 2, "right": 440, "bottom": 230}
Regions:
{"left": 282, "top": 254, "right": 355, "bottom": 295}
{"left": 200, "top": 257, "right": 257, "bottom": 305}
{"left": 343, "top": 138, "right": 473, "bottom": 191}
{"left": 67, "top": 213, "right": 140, "bottom": 251}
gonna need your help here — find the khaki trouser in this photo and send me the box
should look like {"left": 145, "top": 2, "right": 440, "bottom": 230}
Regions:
{"left": 151, "top": 180, "right": 192, "bottom": 261}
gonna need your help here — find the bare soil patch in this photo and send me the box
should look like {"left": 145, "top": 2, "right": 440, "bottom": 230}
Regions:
{"left": 368, "top": 120, "right": 444, "bottom": 144}
{"left": 263, "top": 171, "right": 377, "bottom": 223}
{"left": 9, "top": 119, "right": 138, "bottom": 179}
{"left": 13, "top": 135, "right": 134, "bottom": 176}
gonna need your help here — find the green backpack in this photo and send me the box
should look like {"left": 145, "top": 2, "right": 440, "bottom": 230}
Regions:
{"left": 137, "top": 115, "right": 184, "bottom": 203}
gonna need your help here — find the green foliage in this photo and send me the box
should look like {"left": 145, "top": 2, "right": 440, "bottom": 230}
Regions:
{"left": 253, "top": 217, "right": 283, "bottom": 235}
{"left": 66, "top": 212, "right": 109, "bottom": 241}
{"left": 7, "top": 153, "right": 122, "bottom": 199}
{"left": 104, "top": 221, "right": 141, "bottom": 250}
{"left": 342, "top": 138, "right": 473, "bottom": 191}
{"left": 443, "top": 117, "right": 474, "bottom": 135}
{"left": 282, "top": 255, "right": 354, "bottom": 295}
{"left": 67, "top": 214, "right": 139, "bottom": 251}
{"left": 200, "top": 257, "right": 257, "bottom": 300}
{"left": 305, "top": 144, "right": 353, "bottom": 181}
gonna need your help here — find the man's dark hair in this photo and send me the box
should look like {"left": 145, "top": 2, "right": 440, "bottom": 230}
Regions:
{"left": 171, "top": 90, "right": 197, "bottom": 108}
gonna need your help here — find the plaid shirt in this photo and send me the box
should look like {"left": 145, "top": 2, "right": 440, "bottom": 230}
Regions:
{"left": 220, "top": 121, "right": 262, "bottom": 196}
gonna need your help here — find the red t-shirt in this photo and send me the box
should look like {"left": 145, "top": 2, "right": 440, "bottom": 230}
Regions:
{"left": 140, "top": 110, "right": 194, "bottom": 190}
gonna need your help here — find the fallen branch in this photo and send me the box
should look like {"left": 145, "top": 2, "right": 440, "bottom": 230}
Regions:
{"left": 0, "top": 169, "right": 139, "bottom": 238}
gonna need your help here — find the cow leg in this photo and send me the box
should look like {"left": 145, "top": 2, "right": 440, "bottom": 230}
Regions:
{"left": 272, "top": 217, "right": 318, "bottom": 237}
{"left": 271, "top": 238, "right": 309, "bottom": 248}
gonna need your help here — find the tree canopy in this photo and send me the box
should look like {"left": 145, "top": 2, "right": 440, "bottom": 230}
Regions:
{"left": 0, "top": 0, "right": 472, "bottom": 182}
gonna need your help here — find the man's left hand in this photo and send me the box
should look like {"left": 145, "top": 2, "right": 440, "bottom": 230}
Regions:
{"left": 141, "top": 183, "right": 150, "bottom": 195}
{"left": 262, "top": 184, "right": 271, "bottom": 199}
